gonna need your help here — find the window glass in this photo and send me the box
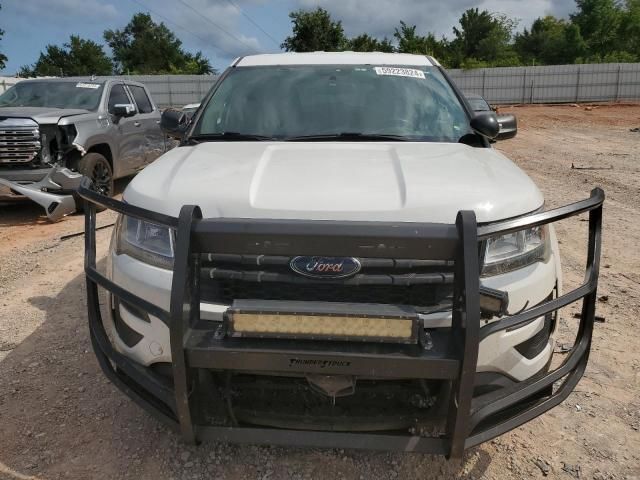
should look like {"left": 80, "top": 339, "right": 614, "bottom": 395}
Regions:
{"left": 108, "top": 84, "right": 130, "bottom": 114}
{"left": 128, "top": 85, "right": 153, "bottom": 113}
{"left": 194, "top": 65, "right": 472, "bottom": 142}
{"left": 0, "top": 81, "right": 104, "bottom": 110}
{"left": 467, "top": 96, "right": 491, "bottom": 111}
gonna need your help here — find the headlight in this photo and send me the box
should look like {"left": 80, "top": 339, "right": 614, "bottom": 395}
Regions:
{"left": 482, "top": 225, "right": 550, "bottom": 276}
{"left": 115, "top": 215, "right": 174, "bottom": 269}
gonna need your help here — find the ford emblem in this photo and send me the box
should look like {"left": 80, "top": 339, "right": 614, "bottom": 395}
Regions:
{"left": 290, "top": 256, "right": 361, "bottom": 279}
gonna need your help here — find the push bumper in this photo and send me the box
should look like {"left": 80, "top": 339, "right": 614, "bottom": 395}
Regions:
{"left": 77, "top": 178, "right": 603, "bottom": 459}
{"left": 0, "top": 166, "right": 82, "bottom": 221}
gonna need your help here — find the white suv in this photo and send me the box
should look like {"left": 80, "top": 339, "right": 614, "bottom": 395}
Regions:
{"left": 79, "top": 52, "right": 603, "bottom": 458}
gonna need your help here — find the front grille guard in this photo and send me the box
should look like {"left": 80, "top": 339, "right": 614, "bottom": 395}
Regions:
{"left": 78, "top": 177, "right": 603, "bottom": 459}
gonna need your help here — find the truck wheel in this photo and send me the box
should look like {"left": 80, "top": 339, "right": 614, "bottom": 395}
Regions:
{"left": 73, "top": 153, "right": 114, "bottom": 212}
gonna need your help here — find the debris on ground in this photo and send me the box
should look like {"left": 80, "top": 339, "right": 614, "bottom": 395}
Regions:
{"left": 570, "top": 163, "right": 613, "bottom": 170}
{"left": 561, "top": 462, "right": 582, "bottom": 478}
{"left": 533, "top": 457, "right": 551, "bottom": 476}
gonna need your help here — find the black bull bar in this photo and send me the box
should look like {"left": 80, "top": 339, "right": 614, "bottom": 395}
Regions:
{"left": 78, "top": 178, "right": 603, "bottom": 459}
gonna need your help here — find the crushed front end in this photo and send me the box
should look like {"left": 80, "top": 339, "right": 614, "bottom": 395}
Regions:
{"left": 0, "top": 116, "right": 82, "bottom": 220}
{"left": 78, "top": 179, "right": 603, "bottom": 458}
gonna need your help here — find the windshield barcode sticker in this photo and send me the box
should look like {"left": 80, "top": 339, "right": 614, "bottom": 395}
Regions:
{"left": 374, "top": 67, "right": 425, "bottom": 79}
{"left": 76, "top": 82, "right": 100, "bottom": 89}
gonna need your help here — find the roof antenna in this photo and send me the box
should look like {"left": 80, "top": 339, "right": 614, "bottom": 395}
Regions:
{"left": 90, "top": 73, "right": 97, "bottom": 81}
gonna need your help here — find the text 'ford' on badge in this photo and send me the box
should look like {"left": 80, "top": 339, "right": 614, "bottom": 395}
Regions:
{"left": 290, "top": 256, "right": 361, "bottom": 279}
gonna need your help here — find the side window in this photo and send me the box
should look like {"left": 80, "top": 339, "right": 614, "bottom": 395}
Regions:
{"left": 128, "top": 85, "right": 153, "bottom": 114}
{"left": 108, "top": 84, "right": 130, "bottom": 114}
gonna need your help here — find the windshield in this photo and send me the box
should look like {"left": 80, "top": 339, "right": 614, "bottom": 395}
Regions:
{"left": 0, "top": 81, "right": 104, "bottom": 110}
{"left": 194, "top": 65, "right": 472, "bottom": 142}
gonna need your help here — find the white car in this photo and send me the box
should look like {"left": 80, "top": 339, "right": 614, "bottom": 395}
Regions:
{"left": 79, "top": 52, "right": 603, "bottom": 458}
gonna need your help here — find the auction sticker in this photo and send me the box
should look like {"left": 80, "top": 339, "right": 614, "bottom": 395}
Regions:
{"left": 76, "top": 82, "right": 101, "bottom": 89}
{"left": 374, "top": 67, "right": 425, "bottom": 79}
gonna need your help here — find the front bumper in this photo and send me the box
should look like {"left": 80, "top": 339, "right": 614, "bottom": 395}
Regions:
{"left": 78, "top": 179, "right": 603, "bottom": 458}
{"left": 0, "top": 166, "right": 82, "bottom": 221}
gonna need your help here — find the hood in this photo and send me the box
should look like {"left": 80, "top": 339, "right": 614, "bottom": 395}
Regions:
{"left": 124, "top": 142, "right": 543, "bottom": 224}
{"left": 0, "top": 107, "right": 91, "bottom": 124}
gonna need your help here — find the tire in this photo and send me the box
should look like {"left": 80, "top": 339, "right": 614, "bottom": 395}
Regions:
{"left": 72, "top": 152, "right": 114, "bottom": 212}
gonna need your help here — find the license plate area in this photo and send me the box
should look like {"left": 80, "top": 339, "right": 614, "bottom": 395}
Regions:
{"left": 225, "top": 300, "right": 419, "bottom": 344}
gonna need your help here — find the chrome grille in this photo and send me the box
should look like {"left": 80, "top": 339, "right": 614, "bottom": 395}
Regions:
{"left": 0, "top": 118, "right": 41, "bottom": 164}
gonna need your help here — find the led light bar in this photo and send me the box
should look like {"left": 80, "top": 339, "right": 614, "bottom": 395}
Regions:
{"left": 225, "top": 300, "right": 419, "bottom": 344}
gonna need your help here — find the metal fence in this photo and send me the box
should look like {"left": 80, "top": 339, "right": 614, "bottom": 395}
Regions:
{"left": 448, "top": 63, "right": 640, "bottom": 105}
{"left": 3, "top": 63, "right": 640, "bottom": 106}
{"left": 115, "top": 63, "right": 640, "bottom": 106}
{"left": 98, "top": 74, "right": 218, "bottom": 108}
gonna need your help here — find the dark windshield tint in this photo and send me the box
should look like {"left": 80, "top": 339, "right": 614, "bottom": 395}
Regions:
{"left": 0, "top": 81, "right": 104, "bottom": 110}
{"left": 108, "top": 84, "right": 130, "bottom": 113}
{"left": 194, "top": 65, "right": 472, "bottom": 142}
{"left": 128, "top": 85, "right": 153, "bottom": 113}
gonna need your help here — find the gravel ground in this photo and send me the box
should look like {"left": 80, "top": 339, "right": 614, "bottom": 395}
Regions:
{"left": 0, "top": 104, "right": 639, "bottom": 479}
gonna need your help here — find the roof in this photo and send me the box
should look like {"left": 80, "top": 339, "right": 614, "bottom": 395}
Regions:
{"left": 16, "top": 77, "right": 146, "bottom": 87}
{"left": 236, "top": 52, "right": 438, "bottom": 67}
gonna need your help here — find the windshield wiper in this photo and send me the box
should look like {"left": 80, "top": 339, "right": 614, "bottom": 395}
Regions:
{"left": 285, "top": 132, "right": 411, "bottom": 142}
{"left": 187, "top": 132, "right": 277, "bottom": 143}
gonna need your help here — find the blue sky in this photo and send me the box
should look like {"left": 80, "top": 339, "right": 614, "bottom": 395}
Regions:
{"left": 0, "top": 0, "right": 576, "bottom": 75}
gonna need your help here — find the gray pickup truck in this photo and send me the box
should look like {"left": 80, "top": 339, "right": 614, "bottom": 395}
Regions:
{"left": 0, "top": 77, "right": 166, "bottom": 220}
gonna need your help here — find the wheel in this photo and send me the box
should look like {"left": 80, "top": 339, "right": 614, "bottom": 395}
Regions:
{"left": 72, "top": 152, "right": 114, "bottom": 212}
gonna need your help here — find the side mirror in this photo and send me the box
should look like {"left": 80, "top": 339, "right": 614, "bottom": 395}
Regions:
{"left": 495, "top": 114, "right": 518, "bottom": 141}
{"left": 470, "top": 112, "right": 499, "bottom": 140}
{"left": 161, "top": 109, "right": 189, "bottom": 139}
{"left": 112, "top": 104, "right": 136, "bottom": 118}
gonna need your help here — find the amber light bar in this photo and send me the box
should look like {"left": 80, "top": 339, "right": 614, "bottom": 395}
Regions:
{"left": 225, "top": 300, "right": 419, "bottom": 344}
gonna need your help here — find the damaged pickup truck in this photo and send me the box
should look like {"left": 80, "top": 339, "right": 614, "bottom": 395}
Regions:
{"left": 0, "top": 77, "right": 165, "bottom": 221}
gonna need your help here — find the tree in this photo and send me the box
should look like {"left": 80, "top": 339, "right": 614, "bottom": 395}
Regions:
{"left": 571, "top": 0, "right": 623, "bottom": 57}
{"left": 348, "top": 34, "right": 394, "bottom": 53}
{"left": 281, "top": 7, "right": 348, "bottom": 52}
{"left": 19, "top": 35, "right": 113, "bottom": 77}
{"left": 0, "top": 3, "right": 7, "bottom": 70}
{"left": 515, "top": 16, "right": 587, "bottom": 65}
{"left": 450, "top": 9, "right": 519, "bottom": 67}
{"left": 393, "top": 21, "right": 449, "bottom": 63}
{"left": 104, "top": 13, "right": 214, "bottom": 74}
{"left": 619, "top": 0, "right": 640, "bottom": 59}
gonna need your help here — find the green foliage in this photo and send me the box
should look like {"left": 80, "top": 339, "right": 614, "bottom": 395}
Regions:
{"left": 0, "top": 4, "right": 7, "bottom": 70}
{"left": 104, "top": 13, "right": 214, "bottom": 74}
{"left": 348, "top": 34, "right": 394, "bottom": 53}
{"left": 281, "top": 7, "right": 348, "bottom": 52}
{"left": 19, "top": 35, "right": 113, "bottom": 77}
{"left": 619, "top": 0, "right": 640, "bottom": 59}
{"left": 449, "top": 9, "right": 519, "bottom": 67}
{"left": 571, "top": 0, "right": 623, "bottom": 56}
{"left": 282, "top": 2, "right": 640, "bottom": 69}
{"left": 393, "top": 21, "right": 450, "bottom": 63}
{"left": 515, "top": 16, "right": 588, "bottom": 65}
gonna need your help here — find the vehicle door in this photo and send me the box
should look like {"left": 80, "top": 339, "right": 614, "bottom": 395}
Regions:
{"left": 107, "top": 82, "right": 145, "bottom": 176}
{"left": 126, "top": 84, "right": 165, "bottom": 165}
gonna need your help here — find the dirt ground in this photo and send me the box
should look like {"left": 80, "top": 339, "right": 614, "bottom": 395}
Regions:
{"left": 1, "top": 104, "right": 639, "bottom": 480}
